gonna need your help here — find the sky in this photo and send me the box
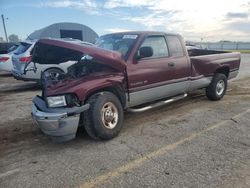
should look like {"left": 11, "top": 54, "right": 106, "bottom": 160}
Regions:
{"left": 0, "top": 0, "right": 250, "bottom": 42}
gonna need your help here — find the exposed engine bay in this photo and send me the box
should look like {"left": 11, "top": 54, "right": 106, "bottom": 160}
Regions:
{"left": 31, "top": 39, "right": 126, "bottom": 88}
{"left": 41, "top": 58, "right": 116, "bottom": 87}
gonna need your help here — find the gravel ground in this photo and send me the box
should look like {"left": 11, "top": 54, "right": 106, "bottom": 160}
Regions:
{"left": 0, "top": 54, "right": 250, "bottom": 188}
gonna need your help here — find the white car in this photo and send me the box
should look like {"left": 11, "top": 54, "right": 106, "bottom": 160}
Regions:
{"left": 12, "top": 39, "right": 93, "bottom": 84}
{"left": 0, "top": 44, "right": 19, "bottom": 72}
{"left": 12, "top": 40, "right": 36, "bottom": 80}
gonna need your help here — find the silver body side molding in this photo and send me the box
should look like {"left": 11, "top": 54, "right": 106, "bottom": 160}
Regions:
{"left": 187, "top": 76, "right": 212, "bottom": 92}
{"left": 126, "top": 76, "right": 213, "bottom": 108}
{"left": 127, "top": 81, "right": 189, "bottom": 108}
{"left": 127, "top": 93, "right": 187, "bottom": 113}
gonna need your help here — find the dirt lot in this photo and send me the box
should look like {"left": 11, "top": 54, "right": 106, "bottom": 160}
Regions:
{"left": 0, "top": 54, "right": 250, "bottom": 188}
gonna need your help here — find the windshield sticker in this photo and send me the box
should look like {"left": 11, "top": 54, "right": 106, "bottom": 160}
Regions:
{"left": 123, "top": 35, "right": 138, "bottom": 39}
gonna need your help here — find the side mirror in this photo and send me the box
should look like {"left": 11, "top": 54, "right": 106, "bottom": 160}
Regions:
{"left": 138, "top": 46, "right": 153, "bottom": 59}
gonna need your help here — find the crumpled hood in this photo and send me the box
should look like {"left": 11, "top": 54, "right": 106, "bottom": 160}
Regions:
{"left": 32, "top": 38, "right": 127, "bottom": 72}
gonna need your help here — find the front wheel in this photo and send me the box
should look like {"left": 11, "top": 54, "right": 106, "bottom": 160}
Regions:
{"left": 206, "top": 73, "right": 227, "bottom": 100}
{"left": 83, "top": 91, "right": 124, "bottom": 140}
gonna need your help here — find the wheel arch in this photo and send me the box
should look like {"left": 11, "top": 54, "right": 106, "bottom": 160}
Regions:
{"left": 42, "top": 67, "right": 65, "bottom": 74}
{"left": 84, "top": 84, "right": 127, "bottom": 108}
{"left": 39, "top": 67, "right": 65, "bottom": 87}
{"left": 215, "top": 66, "right": 230, "bottom": 78}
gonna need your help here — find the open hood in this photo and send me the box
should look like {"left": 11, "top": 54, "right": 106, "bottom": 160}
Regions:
{"left": 32, "top": 39, "right": 127, "bottom": 72}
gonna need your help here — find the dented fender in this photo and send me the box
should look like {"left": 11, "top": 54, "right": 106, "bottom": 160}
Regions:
{"left": 46, "top": 73, "right": 125, "bottom": 102}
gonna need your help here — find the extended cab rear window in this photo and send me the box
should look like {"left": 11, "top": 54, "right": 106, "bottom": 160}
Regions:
{"left": 14, "top": 42, "right": 32, "bottom": 55}
{"left": 166, "top": 36, "right": 184, "bottom": 57}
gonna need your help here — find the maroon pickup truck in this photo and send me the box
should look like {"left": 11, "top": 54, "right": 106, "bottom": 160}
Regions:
{"left": 31, "top": 31, "right": 240, "bottom": 142}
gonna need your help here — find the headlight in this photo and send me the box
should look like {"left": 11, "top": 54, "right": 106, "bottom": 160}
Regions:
{"left": 47, "top": 95, "right": 67, "bottom": 108}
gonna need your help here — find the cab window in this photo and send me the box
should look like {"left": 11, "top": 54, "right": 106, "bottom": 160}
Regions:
{"left": 166, "top": 36, "right": 184, "bottom": 57}
{"left": 140, "top": 36, "right": 169, "bottom": 58}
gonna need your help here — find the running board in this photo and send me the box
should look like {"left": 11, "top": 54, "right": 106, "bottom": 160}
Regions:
{"left": 126, "top": 93, "right": 187, "bottom": 113}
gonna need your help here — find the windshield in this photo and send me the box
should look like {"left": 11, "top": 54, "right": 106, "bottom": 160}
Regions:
{"left": 95, "top": 34, "right": 138, "bottom": 58}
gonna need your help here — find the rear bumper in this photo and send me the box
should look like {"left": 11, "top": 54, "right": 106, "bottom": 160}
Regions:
{"left": 228, "top": 69, "right": 239, "bottom": 80}
{"left": 12, "top": 69, "right": 39, "bottom": 82}
{"left": 12, "top": 69, "right": 25, "bottom": 80}
{"left": 0, "top": 62, "right": 12, "bottom": 72}
{"left": 32, "top": 96, "right": 89, "bottom": 142}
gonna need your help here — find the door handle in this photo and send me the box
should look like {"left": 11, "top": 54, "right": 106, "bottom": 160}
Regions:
{"left": 168, "top": 62, "right": 175, "bottom": 67}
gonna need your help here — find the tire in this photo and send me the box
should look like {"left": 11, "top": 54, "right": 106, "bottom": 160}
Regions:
{"left": 43, "top": 68, "right": 64, "bottom": 81}
{"left": 206, "top": 73, "right": 227, "bottom": 101}
{"left": 83, "top": 91, "right": 124, "bottom": 140}
{"left": 40, "top": 68, "right": 64, "bottom": 88}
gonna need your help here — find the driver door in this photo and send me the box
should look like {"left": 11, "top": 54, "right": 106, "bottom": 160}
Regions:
{"left": 127, "top": 35, "right": 188, "bottom": 107}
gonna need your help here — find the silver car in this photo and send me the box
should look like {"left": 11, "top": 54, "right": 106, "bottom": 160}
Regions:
{"left": 0, "top": 44, "right": 19, "bottom": 72}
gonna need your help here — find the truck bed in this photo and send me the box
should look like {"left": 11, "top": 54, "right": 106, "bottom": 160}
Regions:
{"left": 187, "top": 49, "right": 240, "bottom": 91}
{"left": 188, "top": 49, "right": 240, "bottom": 77}
{"left": 188, "top": 49, "right": 229, "bottom": 57}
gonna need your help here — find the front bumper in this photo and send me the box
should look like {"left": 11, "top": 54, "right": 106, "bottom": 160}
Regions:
{"left": 32, "top": 96, "right": 89, "bottom": 142}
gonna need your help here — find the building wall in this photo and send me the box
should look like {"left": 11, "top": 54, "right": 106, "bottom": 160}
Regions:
{"left": 28, "top": 22, "right": 98, "bottom": 43}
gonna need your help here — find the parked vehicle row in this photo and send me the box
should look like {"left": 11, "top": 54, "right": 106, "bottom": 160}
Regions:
{"left": 0, "top": 38, "right": 204, "bottom": 86}
{"left": 0, "top": 39, "right": 94, "bottom": 85}
{"left": 30, "top": 31, "right": 241, "bottom": 142}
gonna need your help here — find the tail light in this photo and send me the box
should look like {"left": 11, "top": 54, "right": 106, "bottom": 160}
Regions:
{"left": 19, "top": 56, "right": 32, "bottom": 63}
{"left": 0, "top": 57, "right": 9, "bottom": 62}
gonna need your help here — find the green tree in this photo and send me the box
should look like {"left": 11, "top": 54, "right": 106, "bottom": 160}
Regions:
{"left": 8, "top": 34, "right": 20, "bottom": 42}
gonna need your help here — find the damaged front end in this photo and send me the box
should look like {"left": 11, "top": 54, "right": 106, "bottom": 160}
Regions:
{"left": 32, "top": 65, "right": 90, "bottom": 142}
{"left": 32, "top": 96, "right": 89, "bottom": 142}
{"left": 31, "top": 39, "right": 127, "bottom": 142}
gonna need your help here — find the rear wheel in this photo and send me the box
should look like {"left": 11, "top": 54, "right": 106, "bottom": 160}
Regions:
{"left": 44, "top": 68, "right": 64, "bottom": 81}
{"left": 83, "top": 91, "right": 124, "bottom": 140}
{"left": 40, "top": 68, "right": 64, "bottom": 88}
{"left": 206, "top": 73, "right": 227, "bottom": 100}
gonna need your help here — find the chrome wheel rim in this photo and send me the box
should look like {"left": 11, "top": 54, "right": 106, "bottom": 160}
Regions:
{"left": 44, "top": 71, "right": 61, "bottom": 81}
{"left": 101, "top": 102, "right": 118, "bottom": 129}
{"left": 216, "top": 80, "right": 225, "bottom": 96}
{"left": 48, "top": 72, "right": 61, "bottom": 79}
{"left": 50, "top": 72, "right": 60, "bottom": 78}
